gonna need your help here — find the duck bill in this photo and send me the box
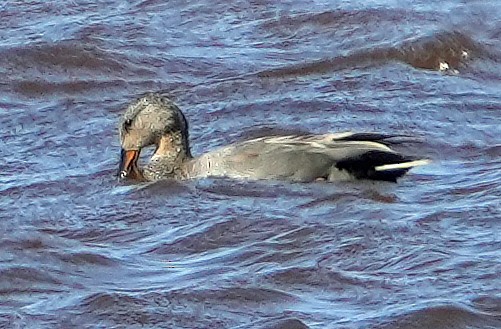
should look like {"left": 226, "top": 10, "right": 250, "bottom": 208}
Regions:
{"left": 118, "top": 149, "right": 142, "bottom": 180}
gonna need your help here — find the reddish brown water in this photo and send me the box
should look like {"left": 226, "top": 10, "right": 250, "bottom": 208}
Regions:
{"left": 1, "top": 1, "right": 501, "bottom": 328}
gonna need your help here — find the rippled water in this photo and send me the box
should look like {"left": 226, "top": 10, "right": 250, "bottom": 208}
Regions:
{"left": 1, "top": 0, "right": 501, "bottom": 328}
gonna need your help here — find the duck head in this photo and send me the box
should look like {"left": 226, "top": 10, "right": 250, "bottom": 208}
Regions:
{"left": 118, "top": 93, "right": 192, "bottom": 180}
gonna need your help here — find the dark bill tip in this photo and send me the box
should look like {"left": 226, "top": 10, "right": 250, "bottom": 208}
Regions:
{"left": 118, "top": 149, "right": 142, "bottom": 180}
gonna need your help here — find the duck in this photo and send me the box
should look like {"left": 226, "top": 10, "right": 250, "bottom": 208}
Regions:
{"left": 118, "top": 93, "right": 429, "bottom": 183}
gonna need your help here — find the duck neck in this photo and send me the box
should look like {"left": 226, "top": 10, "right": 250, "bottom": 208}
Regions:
{"left": 154, "top": 131, "right": 193, "bottom": 164}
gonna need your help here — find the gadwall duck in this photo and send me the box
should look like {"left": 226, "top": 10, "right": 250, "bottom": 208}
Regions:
{"left": 118, "top": 93, "right": 429, "bottom": 183}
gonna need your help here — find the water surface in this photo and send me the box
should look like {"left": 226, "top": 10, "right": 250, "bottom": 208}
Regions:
{"left": 1, "top": 0, "right": 501, "bottom": 328}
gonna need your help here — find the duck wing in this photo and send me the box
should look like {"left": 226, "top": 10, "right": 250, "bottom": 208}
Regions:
{"left": 192, "top": 134, "right": 428, "bottom": 182}
{"left": 327, "top": 132, "right": 421, "bottom": 146}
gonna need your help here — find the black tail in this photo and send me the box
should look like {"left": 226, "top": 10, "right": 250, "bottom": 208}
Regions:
{"left": 335, "top": 150, "right": 420, "bottom": 182}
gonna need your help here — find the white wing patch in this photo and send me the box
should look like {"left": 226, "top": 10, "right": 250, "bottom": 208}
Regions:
{"left": 375, "top": 159, "right": 431, "bottom": 171}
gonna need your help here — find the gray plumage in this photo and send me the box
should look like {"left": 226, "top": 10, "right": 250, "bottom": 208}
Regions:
{"left": 118, "top": 93, "right": 429, "bottom": 183}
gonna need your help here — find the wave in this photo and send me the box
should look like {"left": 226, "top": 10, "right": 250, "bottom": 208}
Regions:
{"left": 235, "top": 317, "right": 310, "bottom": 329}
{"left": 373, "top": 303, "right": 501, "bottom": 329}
{"left": 76, "top": 288, "right": 297, "bottom": 327}
{"left": 258, "top": 31, "right": 491, "bottom": 77}
{"left": 0, "top": 42, "right": 127, "bottom": 72}
{"left": 11, "top": 79, "right": 128, "bottom": 97}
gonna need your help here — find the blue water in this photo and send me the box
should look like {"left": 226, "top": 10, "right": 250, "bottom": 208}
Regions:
{"left": 1, "top": 0, "right": 500, "bottom": 328}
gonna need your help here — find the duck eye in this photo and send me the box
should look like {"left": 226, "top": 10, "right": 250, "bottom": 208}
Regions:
{"left": 123, "top": 119, "right": 133, "bottom": 132}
